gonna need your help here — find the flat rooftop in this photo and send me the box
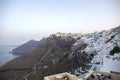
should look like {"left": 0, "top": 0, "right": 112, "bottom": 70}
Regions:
{"left": 44, "top": 72, "right": 80, "bottom": 80}
{"left": 85, "top": 71, "right": 120, "bottom": 80}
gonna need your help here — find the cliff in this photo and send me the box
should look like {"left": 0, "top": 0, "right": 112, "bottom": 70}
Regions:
{"left": 0, "top": 35, "right": 77, "bottom": 80}
{"left": 12, "top": 38, "right": 46, "bottom": 55}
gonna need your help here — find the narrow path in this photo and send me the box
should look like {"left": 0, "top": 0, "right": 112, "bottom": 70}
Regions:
{"left": 23, "top": 43, "right": 55, "bottom": 80}
{"left": 38, "top": 46, "right": 54, "bottom": 64}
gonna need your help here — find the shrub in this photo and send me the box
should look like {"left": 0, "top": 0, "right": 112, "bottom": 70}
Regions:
{"left": 110, "top": 46, "right": 120, "bottom": 55}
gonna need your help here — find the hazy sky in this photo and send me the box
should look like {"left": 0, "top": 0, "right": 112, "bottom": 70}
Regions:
{"left": 0, "top": 0, "right": 120, "bottom": 45}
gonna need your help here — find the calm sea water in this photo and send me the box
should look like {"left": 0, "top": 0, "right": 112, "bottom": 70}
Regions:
{"left": 0, "top": 45, "right": 20, "bottom": 67}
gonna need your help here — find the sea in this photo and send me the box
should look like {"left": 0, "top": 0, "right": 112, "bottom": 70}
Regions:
{"left": 0, "top": 45, "right": 20, "bottom": 67}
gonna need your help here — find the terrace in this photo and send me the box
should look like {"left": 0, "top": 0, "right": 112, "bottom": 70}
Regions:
{"left": 84, "top": 71, "right": 120, "bottom": 80}
{"left": 44, "top": 72, "right": 80, "bottom": 80}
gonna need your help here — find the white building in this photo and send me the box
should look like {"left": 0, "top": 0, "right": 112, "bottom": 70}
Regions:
{"left": 100, "top": 54, "right": 120, "bottom": 73}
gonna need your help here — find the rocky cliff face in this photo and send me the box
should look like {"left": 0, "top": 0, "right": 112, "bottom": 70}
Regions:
{"left": 0, "top": 34, "right": 77, "bottom": 80}
{"left": 12, "top": 38, "right": 46, "bottom": 55}
{"left": 0, "top": 26, "right": 120, "bottom": 80}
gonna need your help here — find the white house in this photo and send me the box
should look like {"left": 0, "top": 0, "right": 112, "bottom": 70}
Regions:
{"left": 100, "top": 54, "right": 120, "bottom": 73}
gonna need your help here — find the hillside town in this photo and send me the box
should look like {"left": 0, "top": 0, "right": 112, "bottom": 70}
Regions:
{"left": 44, "top": 27, "right": 120, "bottom": 80}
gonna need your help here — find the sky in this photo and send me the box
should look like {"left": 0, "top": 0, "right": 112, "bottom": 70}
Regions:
{"left": 0, "top": 0, "right": 120, "bottom": 45}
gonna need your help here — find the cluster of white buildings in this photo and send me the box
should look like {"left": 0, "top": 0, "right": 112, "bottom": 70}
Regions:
{"left": 100, "top": 54, "right": 120, "bottom": 73}
{"left": 72, "top": 30, "right": 120, "bottom": 77}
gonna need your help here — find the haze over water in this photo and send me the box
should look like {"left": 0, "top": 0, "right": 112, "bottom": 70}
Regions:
{"left": 0, "top": 45, "right": 19, "bottom": 67}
